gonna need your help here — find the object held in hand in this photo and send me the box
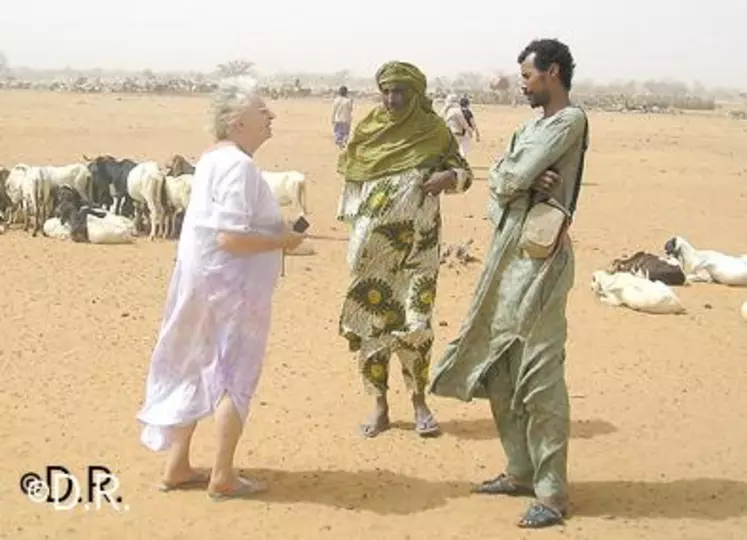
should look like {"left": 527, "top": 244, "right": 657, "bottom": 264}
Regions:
{"left": 292, "top": 215, "right": 310, "bottom": 233}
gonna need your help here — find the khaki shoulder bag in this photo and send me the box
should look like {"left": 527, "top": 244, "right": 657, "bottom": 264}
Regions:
{"left": 517, "top": 111, "right": 589, "bottom": 259}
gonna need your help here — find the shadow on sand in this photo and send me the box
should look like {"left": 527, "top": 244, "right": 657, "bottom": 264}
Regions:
{"left": 434, "top": 417, "right": 617, "bottom": 442}
{"left": 570, "top": 478, "right": 747, "bottom": 520}
{"left": 236, "top": 467, "right": 472, "bottom": 515}
{"left": 234, "top": 468, "right": 746, "bottom": 521}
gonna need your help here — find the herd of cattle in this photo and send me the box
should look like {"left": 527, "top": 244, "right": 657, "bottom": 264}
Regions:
{"left": 1, "top": 151, "right": 745, "bottom": 319}
{"left": 0, "top": 154, "right": 309, "bottom": 243}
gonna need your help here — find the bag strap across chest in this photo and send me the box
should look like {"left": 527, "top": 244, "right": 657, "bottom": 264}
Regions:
{"left": 497, "top": 107, "right": 589, "bottom": 230}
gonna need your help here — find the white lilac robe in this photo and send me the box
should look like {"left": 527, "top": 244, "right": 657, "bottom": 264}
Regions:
{"left": 137, "top": 145, "right": 283, "bottom": 452}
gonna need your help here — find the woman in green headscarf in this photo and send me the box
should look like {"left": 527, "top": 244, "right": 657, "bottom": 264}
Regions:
{"left": 336, "top": 61, "right": 474, "bottom": 438}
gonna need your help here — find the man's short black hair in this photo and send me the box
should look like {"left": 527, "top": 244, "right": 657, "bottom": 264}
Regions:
{"left": 517, "top": 39, "right": 575, "bottom": 90}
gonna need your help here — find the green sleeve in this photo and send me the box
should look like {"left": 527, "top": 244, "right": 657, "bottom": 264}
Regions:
{"left": 491, "top": 108, "right": 586, "bottom": 199}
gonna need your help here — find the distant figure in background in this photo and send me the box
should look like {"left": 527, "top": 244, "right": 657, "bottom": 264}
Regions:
{"left": 440, "top": 93, "right": 473, "bottom": 158}
{"left": 332, "top": 86, "right": 354, "bottom": 148}
{"left": 459, "top": 96, "right": 481, "bottom": 155}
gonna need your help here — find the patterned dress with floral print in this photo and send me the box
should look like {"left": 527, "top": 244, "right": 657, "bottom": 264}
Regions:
{"left": 336, "top": 167, "right": 471, "bottom": 395}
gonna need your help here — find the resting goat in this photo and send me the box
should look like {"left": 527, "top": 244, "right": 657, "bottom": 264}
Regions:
{"left": 609, "top": 251, "right": 687, "bottom": 286}
{"left": 664, "top": 236, "right": 747, "bottom": 286}
{"left": 591, "top": 270, "right": 686, "bottom": 315}
{"left": 47, "top": 206, "right": 136, "bottom": 244}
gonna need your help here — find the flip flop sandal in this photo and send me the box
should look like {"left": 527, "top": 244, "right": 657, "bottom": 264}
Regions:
{"left": 157, "top": 472, "right": 210, "bottom": 492}
{"left": 517, "top": 501, "right": 566, "bottom": 529}
{"left": 415, "top": 414, "right": 441, "bottom": 437}
{"left": 472, "top": 473, "right": 535, "bottom": 496}
{"left": 207, "top": 477, "right": 267, "bottom": 502}
{"left": 359, "top": 417, "right": 391, "bottom": 438}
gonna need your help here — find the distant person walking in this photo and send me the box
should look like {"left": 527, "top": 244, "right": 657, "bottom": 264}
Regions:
{"left": 332, "top": 86, "right": 354, "bottom": 148}
{"left": 440, "top": 93, "right": 473, "bottom": 158}
{"left": 459, "top": 96, "right": 481, "bottom": 156}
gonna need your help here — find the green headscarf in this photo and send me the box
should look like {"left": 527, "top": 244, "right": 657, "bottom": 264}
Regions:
{"left": 337, "top": 61, "right": 469, "bottom": 182}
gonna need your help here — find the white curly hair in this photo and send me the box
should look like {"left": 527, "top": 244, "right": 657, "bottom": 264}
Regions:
{"left": 208, "top": 75, "right": 262, "bottom": 140}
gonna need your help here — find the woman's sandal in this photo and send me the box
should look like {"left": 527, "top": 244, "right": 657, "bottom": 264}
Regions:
{"left": 207, "top": 477, "right": 267, "bottom": 502}
{"left": 157, "top": 471, "right": 210, "bottom": 492}
{"left": 472, "top": 473, "right": 535, "bottom": 496}
{"left": 415, "top": 413, "right": 441, "bottom": 437}
{"left": 517, "top": 501, "right": 566, "bottom": 528}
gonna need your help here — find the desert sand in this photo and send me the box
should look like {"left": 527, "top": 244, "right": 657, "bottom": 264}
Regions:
{"left": 1, "top": 90, "right": 746, "bottom": 540}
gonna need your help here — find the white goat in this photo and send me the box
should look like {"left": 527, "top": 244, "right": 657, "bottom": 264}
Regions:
{"left": 741, "top": 301, "right": 747, "bottom": 322}
{"left": 262, "top": 170, "right": 307, "bottom": 216}
{"left": 3, "top": 164, "right": 29, "bottom": 225}
{"left": 664, "top": 236, "right": 747, "bottom": 286}
{"left": 42, "top": 212, "right": 136, "bottom": 244}
{"left": 21, "top": 166, "right": 54, "bottom": 237}
{"left": 163, "top": 173, "right": 193, "bottom": 238}
{"left": 126, "top": 161, "right": 166, "bottom": 240}
{"left": 41, "top": 163, "right": 93, "bottom": 202}
{"left": 591, "top": 270, "right": 686, "bottom": 315}
{"left": 86, "top": 212, "right": 137, "bottom": 244}
{"left": 43, "top": 217, "right": 72, "bottom": 240}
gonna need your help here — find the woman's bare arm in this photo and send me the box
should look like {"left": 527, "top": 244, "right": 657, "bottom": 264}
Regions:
{"left": 216, "top": 229, "right": 299, "bottom": 256}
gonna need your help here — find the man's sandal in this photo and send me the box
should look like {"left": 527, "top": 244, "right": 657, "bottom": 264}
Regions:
{"left": 472, "top": 473, "right": 535, "bottom": 496}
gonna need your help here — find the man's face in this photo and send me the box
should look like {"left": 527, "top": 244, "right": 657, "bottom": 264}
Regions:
{"left": 380, "top": 83, "right": 408, "bottom": 113}
{"left": 520, "top": 52, "right": 551, "bottom": 108}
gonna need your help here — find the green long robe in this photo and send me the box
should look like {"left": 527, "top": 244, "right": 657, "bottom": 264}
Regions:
{"left": 428, "top": 105, "right": 589, "bottom": 408}
{"left": 428, "top": 105, "right": 589, "bottom": 499}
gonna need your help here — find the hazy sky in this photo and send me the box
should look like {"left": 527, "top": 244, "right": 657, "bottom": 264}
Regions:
{"left": 2, "top": 0, "right": 745, "bottom": 88}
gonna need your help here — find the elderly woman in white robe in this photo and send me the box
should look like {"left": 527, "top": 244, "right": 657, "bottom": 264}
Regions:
{"left": 136, "top": 76, "right": 306, "bottom": 500}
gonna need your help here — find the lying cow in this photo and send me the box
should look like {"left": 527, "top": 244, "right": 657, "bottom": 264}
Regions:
{"left": 46, "top": 207, "right": 137, "bottom": 244}
{"left": 608, "top": 251, "right": 687, "bottom": 286}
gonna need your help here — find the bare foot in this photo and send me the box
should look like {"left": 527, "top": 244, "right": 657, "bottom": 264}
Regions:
{"left": 159, "top": 468, "right": 209, "bottom": 492}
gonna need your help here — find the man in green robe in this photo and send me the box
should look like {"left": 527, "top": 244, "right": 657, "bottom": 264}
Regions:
{"left": 336, "top": 61, "right": 473, "bottom": 439}
{"left": 428, "top": 39, "right": 590, "bottom": 528}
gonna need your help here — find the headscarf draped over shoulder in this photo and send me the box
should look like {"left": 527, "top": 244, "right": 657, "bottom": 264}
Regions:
{"left": 337, "top": 61, "right": 469, "bottom": 182}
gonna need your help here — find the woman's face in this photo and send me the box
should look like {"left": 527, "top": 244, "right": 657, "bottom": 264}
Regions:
{"left": 235, "top": 96, "right": 276, "bottom": 152}
{"left": 380, "top": 83, "right": 408, "bottom": 113}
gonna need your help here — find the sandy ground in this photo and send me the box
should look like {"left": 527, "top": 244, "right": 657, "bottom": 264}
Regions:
{"left": 1, "top": 90, "right": 746, "bottom": 540}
